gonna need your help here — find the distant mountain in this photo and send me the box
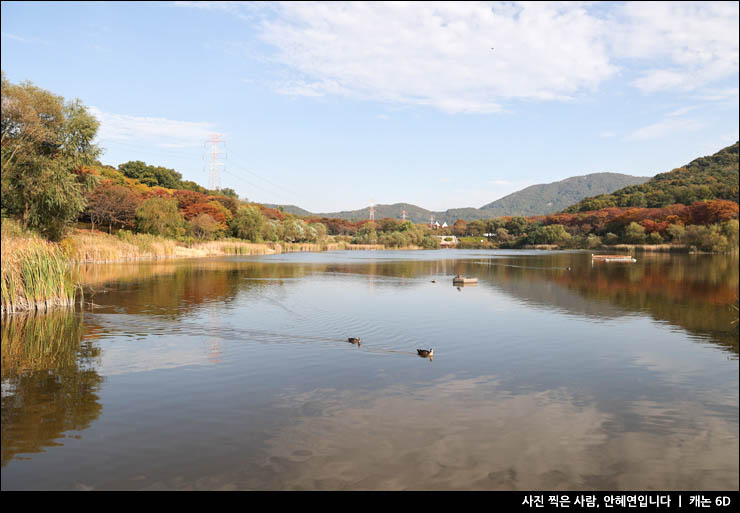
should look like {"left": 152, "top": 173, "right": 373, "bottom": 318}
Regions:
{"left": 265, "top": 172, "right": 650, "bottom": 223}
{"left": 564, "top": 142, "right": 739, "bottom": 213}
{"left": 480, "top": 173, "right": 650, "bottom": 217}
{"left": 262, "top": 204, "right": 314, "bottom": 216}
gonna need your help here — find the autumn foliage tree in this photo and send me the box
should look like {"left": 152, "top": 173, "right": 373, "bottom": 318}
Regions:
{"left": 86, "top": 182, "right": 143, "bottom": 233}
{"left": 190, "top": 214, "right": 222, "bottom": 240}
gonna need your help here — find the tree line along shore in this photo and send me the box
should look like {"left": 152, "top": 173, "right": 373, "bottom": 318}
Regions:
{"left": 1, "top": 73, "right": 738, "bottom": 314}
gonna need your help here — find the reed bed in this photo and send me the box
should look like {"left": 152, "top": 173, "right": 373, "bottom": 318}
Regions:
{"left": 523, "top": 244, "right": 559, "bottom": 250}
{"left": 2, "top": 224, "right": 78, "bottom": 315}
{"left": 346, "top": 244, "right": 385, "bottom": 250}
{"left": 186, "top": 240, "right": 279, "bottom": 257}
{"left": 610, "top": 244, "right": 689, "bottom": 253}
{"left": 62, "top": 230, "right": 177, "bottom": 262}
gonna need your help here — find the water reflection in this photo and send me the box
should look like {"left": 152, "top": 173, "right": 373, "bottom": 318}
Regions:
{"left": 78, "top": 252, "right": 739, "bottom": 354}
{"left": 252, "top": 377, "right": 738, "bottom": 490}
{"left": 1, "top": 251, "right": 737, "bottom": 489}
{"left": 1, "top": 311, "right": 103, "bottom": 467}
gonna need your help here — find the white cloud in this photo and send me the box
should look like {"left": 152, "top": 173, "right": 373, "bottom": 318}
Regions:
{"left": 626, "top": 117, "right": 704, "bottom": 141}
{"left": 1, "top": 32, "right": 48, "bottom": 44}
{"left": 173, "top": 1, "right": 257, "bottom": 21}
{"left": 696, "top": 87, "right": 740, "bottom": 102}
{"left": 613, "top": 2, "right": 739, "bottom": 93}
{"left": 256, "top": 2, "right": 617, "bottom": 113}
{"left": 179, "top": 1, "right": 739, "bottom": 111}
{"left": 666, "top": 105, "right": 699, "bottom": 117}
{"left": 89, "top": 107, "right": 218, "bottom": 148}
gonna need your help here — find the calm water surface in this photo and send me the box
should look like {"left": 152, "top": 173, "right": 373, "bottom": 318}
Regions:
{"left": 2, "top": 250, "right": 738, "bottom": 490}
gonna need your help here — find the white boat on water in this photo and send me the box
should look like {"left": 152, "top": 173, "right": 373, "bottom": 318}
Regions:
{"left": 591, "top": 254, "right": 637, "bottom": 263}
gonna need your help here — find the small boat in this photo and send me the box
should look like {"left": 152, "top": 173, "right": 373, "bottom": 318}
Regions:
{"left": 347, "top": 337, "right": 361, "bottom": 345}
{"left": 453, "top": 275, "right": 478, "bottom": 284}
{"left": 416, "top": 348, "right": 433, "bottom": 357}
{"left": 591, "top": 254, "right": 636, "bottom": 263}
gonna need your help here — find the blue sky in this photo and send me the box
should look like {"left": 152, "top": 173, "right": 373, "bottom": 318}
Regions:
{"left": 2, "top": 1, "right": 738, "bottom": 212}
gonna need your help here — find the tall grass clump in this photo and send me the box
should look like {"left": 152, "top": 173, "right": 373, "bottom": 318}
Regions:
{"left": 2, "top": 220, "right": 78, "bottom": 314}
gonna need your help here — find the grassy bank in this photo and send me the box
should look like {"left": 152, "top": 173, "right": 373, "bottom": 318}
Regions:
{"left": 59, "top": 230, "right": 391, "bottom": 263}
{"left": 1, "top": 221, "right": 78, "bottom": 315}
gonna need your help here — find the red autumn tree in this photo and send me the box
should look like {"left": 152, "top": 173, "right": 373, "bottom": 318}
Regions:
{"left": 86, "top": 182, "right": 144, "bottom": 233}
{"left": 183, "top": 202, "right": 229, "bottom": 227}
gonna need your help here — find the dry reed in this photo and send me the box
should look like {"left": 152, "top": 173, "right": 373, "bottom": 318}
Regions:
{"left": 2, "top": 221, "right": 78, "bottom": 315}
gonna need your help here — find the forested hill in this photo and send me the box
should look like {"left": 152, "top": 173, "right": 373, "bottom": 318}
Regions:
{"left": 265, "top": 172, "right": 649, "bottom": 223}
{"left": 564, "top": 142, "right": 740, "bottom": 213}
{"left": 479, "top": 172, "right": 650, "bottom": 217}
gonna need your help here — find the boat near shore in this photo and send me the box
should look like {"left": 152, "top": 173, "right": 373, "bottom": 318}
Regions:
{"left": 453, "top": 275, "right": 478, "bottom": 284}
{"left": 591, "top": 254, "right": 637, "bottom": 263}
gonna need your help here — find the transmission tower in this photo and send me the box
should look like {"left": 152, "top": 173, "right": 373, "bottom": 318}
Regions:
{"left": 369, "top": 201, "right": 376, "bottom": 221}
{"left": 204, "top": 134, "right": 226, "bottom": 191}
{"left": 401, "top": 210, "right": 407, "bottom": 221}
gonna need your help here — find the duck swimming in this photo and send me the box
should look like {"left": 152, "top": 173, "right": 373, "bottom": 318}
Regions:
{"left": 347, "top": 337, "right": 361, "bottom": 345}
{"left": 416, "top": 348, "right": 433, "bottom": 357}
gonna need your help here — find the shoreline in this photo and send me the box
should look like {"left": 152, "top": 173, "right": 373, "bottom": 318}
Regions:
{"left": 2, "top": 225, "right": 735, "bottom": 315}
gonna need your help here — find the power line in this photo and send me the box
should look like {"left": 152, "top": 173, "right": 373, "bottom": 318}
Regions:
{"left": 97, "top": 138, "right": 299, "bottom": 204}
{"left": 227, "top": 158, "right": 302, "bottom": 198}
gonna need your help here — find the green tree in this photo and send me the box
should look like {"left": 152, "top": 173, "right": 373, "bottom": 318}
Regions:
{"left": 118, "top": 161, "right": 182, "bottom": 189}
{"left": 505, "top": 217, "right": 528, "bottom": 236}
{"left": 230, "top": 206, "right": 265, "bottom": 241}
{"left": 530, "top": 224, "right": 571, "bottom": 244}
{"left": 647, "top": 232, "right": 664, "bottom": 244}
{"left": 1, "top": 74, "right": 101, "bottom": 240}
{"left": 135, "top": 197, "right": 184, "bottom": 237}
{"left": 604, "top": 232, "right": 619, "bottom": 245}
{"left": 666, "top": 223, "right": 685, "bottom": 242}
{"left": 398, "top": 220, "right": 415, "bottom": 232}
{"left": 467, "top": 220, "right": 486, "bottom": 236}
{"left": 721, "top": 219, "right": 739, "bottom": 247}
{"left": 283, "top": 218, "right": 308, "bottom": 242}
{"left": 261, "top": 219, "right": 283, "bottom": 242}
{"left": 310, "top": 222, "right": 328, "bottom": 242}
{"left": 623, "top": 222, "right": 646, "bottom": 244}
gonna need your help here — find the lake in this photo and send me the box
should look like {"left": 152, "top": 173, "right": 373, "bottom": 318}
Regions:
{"left": 1, "top": 250, "right": 738, "bottom": 490}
